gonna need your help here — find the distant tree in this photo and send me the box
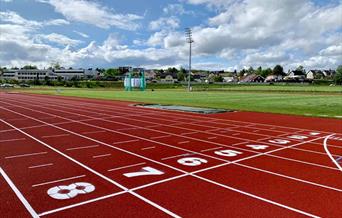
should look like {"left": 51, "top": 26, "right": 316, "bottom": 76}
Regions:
{"left": 239, "top": 69, "right": 246, "bottom": 78}
{"left": 247, "top": 67, "right": 255, "bottom": 74}
{"left": 255, "top": 66, "right": 263, "bottom": 75}
{"left": 177, "top": 71, "right": 185, "bottom": 81}
{"left": 105, "top": 68, "right": 120, "bottom": 77}
{"left": 334, "top": 65, "right": 342, "bottom": 85}
{"left": 273, "top": 65, "right": 285, "bottom": 76}
{"left": 213, "top": 75, "right": 223, "bottom": 82}
{"left": 23, "top": 65, "right": 37, "bottom": 69}
{"left": 52, "top": 62, "right": 61, "bottom": 69}
{"left": 296, "top": 65, "right": 305, "bottom": 73}
{"left": 167, "top": 67, "right": 178, "bottom": 74}
{"left": 261, "top": 68, "right": 272, "bottom": 78}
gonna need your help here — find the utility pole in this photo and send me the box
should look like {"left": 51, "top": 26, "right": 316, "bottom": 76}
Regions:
{"left": 185, "top": 28, "right": 194, "bottom": 92}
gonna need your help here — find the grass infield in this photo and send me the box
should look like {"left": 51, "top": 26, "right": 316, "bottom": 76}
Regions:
{"left": 13, "top": 85, "right": 342, "bottom": 118}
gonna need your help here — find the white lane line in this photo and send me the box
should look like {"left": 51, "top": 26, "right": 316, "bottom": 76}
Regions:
{"left": 3, "top": 101, "right": 336, "bottom": 214}
{"left": 324, "top": 134, "right": 342, "bottom": 172}
{"left": 0, "top": 138, "right": 26, "bottom": 143}
{"left": 178, "top": 141, "right": 190, "bottom": 144}
{"left": 141, "top": 146, "right": 155, "bottom": 150}
{"left": 150, "top": 135, "right": 171, "bottom": 139}
{"left": 235, "top": 162, "right": 342, "bottom": 192}
{"left": 116, "top": 127, "right": 138, "bottom": 131}
{"left": 0, "top": 167, "right": 39, "bottom": 218}
{"left": 201, "top": 147, "right": 223, "bottom": 152}
{"left": 161, "top": 153, "right": 192, "bottom": 160}
{"left": 28, "top": 163, "right": 53, "bottom": 169}
{"left": 107, "top": 162, "right": 146, "bottom": 172}
{"left": 112, "top": 139, "right": 139, "bottom": 144}
{"left": 232, "top": 133, "right": 240, "bottom": 136}
{"left": 208, "top": 136, "right": 217, "bottom": 140}
{"left": 92, "top": 153, "right": 111, "bottom": 159}
{"left": 41, "top": 133, "right": 69, "bottom": 138}
{"left": 32, "top": 175, "right": 86, "bottom": 187}
{"left": 5, "top": 151, "right": 47, "bottom": 159}
{"left": 82, "top": 130, "right": 106, "bottom": 135}
{"left": 180, "top": 132, "right": 197, "bottom": 135}
{"left": 38, "top": 191, "right": 127, "bottom": 217}
{"left": 66, "top": 144, "right": 99, "bottom": 151}
{"left": 192, "top": 174, "right": 320, "bottom": 218}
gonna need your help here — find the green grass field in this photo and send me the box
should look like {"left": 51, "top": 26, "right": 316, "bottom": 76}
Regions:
{"left": 14, "top": 84, "right": 342, "bottom": 118}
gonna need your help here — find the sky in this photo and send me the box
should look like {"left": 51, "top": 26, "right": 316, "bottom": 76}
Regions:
{"left": 0, "top": 0, "right": 341, "bottom": 71}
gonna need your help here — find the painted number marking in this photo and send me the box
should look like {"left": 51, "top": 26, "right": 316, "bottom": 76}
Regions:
{"left": 246, "top": 145, "right": 269, "bottom": 150}
{"left": 123, "top": 167, "right": 164, "bottom": 178}
{"left": 287, "top": 135, "right": 308, "bottom": 140}
{"left": 178, "top": 157, "right": 207, "bottom": 166}
{"left": 47, "top": 182, "right": 95, "bottom": 200}
{"left": 268, "top": 139, "right": 290, "bottom": 145}
{"left": 215, "top": 149, "right": 242, "bottom": 157}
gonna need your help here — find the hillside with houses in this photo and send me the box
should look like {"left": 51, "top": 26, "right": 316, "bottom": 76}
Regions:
{"left": 1, "top": 64, "right": 341, "bottom": 86}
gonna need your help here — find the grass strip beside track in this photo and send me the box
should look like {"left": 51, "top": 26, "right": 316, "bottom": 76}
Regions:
{"left": 12, "top": 86, "right": 342, "bottom": 118}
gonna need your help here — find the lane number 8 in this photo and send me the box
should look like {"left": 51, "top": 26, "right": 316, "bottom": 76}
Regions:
{"left": 47, "top": 182, "right": 95, "bottom": 200}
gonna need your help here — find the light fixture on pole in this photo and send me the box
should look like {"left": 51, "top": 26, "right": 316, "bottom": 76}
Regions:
{"left": 185, "top": 28, "right": 194, "bottom": 92}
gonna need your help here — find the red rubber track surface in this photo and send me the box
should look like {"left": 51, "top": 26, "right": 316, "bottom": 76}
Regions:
{"left": 0, "top": 92, "right": 341, "bottom": 218}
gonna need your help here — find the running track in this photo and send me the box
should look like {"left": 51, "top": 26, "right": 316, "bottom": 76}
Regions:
{"left": 0, "top": 92, "right": 341, "bottom": 217}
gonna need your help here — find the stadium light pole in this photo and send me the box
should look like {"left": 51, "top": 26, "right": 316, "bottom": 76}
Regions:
{"left": 185, "top": 28, "right": 194, "bottom": 92}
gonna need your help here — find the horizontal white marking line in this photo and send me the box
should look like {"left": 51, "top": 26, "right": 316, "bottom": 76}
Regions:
{"left": 180, "top": 132, "right": 197, "bottom": 135}
{"left": 5, "top": 151, "right": 47, "bottom": 159}
{"left": 112, "top": 139, "right": 139, "bottom": 144}
{"left": 178, "top": 141, "right": 190, "bottom": 144}
{"left": 116, "top": 127, "right": 138, "bottom": 131}
{"left": 208, "top": 136, "right": 217, "bottom": 139}
{"left": 38, "top": 191, "right": 127, "bottom": 217}
{"left": 108, "top": 162, "right": 146, "bottom": 172}
{"left": 41, "top": 133, "right": 69, "bottom": 138}
{"left": 28, "top": 163, "right": 53, "bottom": 169}
{"left": 232, "top": 133, "right": 240, "bottom": 136}
{"left": 82, "top": 130, "right": 106, "bottom": 135}
{"left": 0, "top": 167, "right": 39, "bottom": 217}
{"left": 93, "top": 153, "right": 111, "bottom": 159}
{"left": 201, "top": 147, "right": 223, "bottom": 152}
{"left": 32, "top": 175, "right": 86, "bottom": 187}
{"left": 150, "top": 135, "right": 171, "bottom": 139}
{"left": 66, "top": 144, "right": 99, "bottom": 151}
{"left": 141, "top": 146, "right": 155, "bottom": 150}
{"left": 0, "top": 138, "right": 26, "bottom": 143}
{"left": 161, "top": 153, "right": 192, "bottom": 160}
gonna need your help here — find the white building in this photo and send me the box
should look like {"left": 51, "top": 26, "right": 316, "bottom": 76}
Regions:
{"left": 1, "top": 69, "right": 55, "bottom": 81}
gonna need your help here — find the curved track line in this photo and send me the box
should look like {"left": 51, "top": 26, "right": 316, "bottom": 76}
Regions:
{"left": 324, "top": 134, "right": 342, "bottom": 172}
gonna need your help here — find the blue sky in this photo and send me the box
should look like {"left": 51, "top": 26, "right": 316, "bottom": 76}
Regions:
{"left": 0, "top": 0, "right": 341, "bottom": 70}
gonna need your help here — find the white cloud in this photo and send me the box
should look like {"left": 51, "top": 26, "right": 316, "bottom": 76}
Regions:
{"left": 319, "top": 44, "right": 342, "bottom": 56}
{"left": 0, "top": 11, "right": 69, "bottom": 27}
{"left": 38, "top": 0, "right": 142, "bottom": 30}
{"left": 163, "top": 4, "right": 194, "bottom": 15}
{"left": 35, "top": 33, "right": 83, "bottom": 47}
{"left": 149, "top": 17, "right": 180, "bottom": 31}
{"left": 73, "top": 30, "right": 89, "bottom": 38}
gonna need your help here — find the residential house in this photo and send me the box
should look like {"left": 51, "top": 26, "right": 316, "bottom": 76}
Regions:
{"left": 160, "top": 72, "right": 178, "bottom": 83}
{"left": 144, "top": 70, "right": 157, "bottom": 81}
{"left": 322, "top": 70, "right": 336, "bottom": 78}
{"left": 223, "top": 76, "right": 238, "bottom": 83}
{"left": 240, "top": 74, "right": 265, "bottom": 83}
{"left": 306, "top": 70, "right": 325, "bottom": 80}
{"left": 265, "top": 75, "right": 283, "bottom": 82}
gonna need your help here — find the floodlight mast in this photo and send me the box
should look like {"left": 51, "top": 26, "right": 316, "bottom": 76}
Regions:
{"left": 185, "top": 28, "right": 194, "bottom": 92}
